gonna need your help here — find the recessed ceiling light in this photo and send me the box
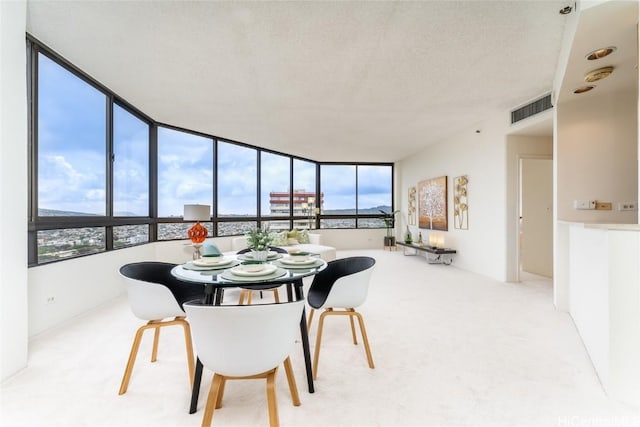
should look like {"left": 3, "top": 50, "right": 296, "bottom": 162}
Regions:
{"left": 586, "top": 47, "right": 617, "bottom": 60}
{"left": 584, "top": 66, "right": 614, "bottom": 83}
{"left": 573, "top": 86, "right": 595, "bottom": 94}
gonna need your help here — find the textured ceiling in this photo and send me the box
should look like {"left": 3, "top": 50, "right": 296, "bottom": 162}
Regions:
{"left": 26, "top": 1, "right": 568, "bottom": 162}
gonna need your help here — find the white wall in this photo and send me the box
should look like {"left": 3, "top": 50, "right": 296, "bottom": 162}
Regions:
{"left": 316, "top": 228, "right": 384, "bottom": 250}
{"left": 566, "top": 223, "right": 640, "bottom": 407}
{"left": 27, "top": 235, "right": 231, "bottom": 337}
{"left": 608, "top": 229, "right": 640, "bottom": 404}
{"left": 28, "top": 245, "right": 152, "bottom": 337}
{"left": 557, "top": 89, "right": 638, "bottom": 223}
{"left": 0, "top": 0, "right": 28, "bottom": 381}
{"left": 397, "top": 113, "right": 509, "bottom": 282}
{"left": 568, "top": 225, "right": 610, "bottom": 384}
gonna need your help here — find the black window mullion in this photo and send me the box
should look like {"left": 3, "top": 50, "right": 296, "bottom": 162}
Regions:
{"left": 289, "top": 157, "right": 294, "bottom": 230}
{"left": 315, "top": 163, "right": 321, "bottom": 229}
{"left": 105, "top": 96, "right": 114, "bottom": 250}
{"left": 355, "top": 165, "right": 359, "bottom": 227}
{"left": 257, "top": 150, "right": 262, "bottom": 227}
{"left": 27, "top": 40, "right": 38, "bottom": 266}
{"left": 149, "top": 124, "right": 158, "bottom": 242}
{"left": 212, "top": 138, "right": 218, "bottom": 236}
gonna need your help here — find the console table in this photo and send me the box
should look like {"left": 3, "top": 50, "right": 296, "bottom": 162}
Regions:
{"left": 397, "top": 242, "right": 456, "bottom": 265}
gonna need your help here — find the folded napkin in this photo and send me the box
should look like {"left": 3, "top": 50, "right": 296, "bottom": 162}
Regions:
{"left": 202, "top": 243, "right": 222, "bottom": 257}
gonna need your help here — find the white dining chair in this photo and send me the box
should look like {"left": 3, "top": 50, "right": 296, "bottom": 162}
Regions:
{"left": 118, "top": 262, "right": 204, "bottom": 395}
{"left": 184, "top": 299, "right": 304, "bottom": 427}
{"left": 306, "top": 256, "right": 376, "bottom": 379}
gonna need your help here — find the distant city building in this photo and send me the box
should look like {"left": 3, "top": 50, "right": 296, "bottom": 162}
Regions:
{"left": 269, "top": 189, "right": 323, "bottom": 230}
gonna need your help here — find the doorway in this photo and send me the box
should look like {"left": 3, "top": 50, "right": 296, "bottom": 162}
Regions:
{"left": 519, "top": 157, "right": 553, "bottom": 279}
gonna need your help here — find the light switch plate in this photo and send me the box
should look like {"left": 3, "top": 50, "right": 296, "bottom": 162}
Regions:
{"left": 574, "top": 200, "right": 596, "bottom": 210}
{"left": 618, "top": 202, "right": 638, "bottom": 211}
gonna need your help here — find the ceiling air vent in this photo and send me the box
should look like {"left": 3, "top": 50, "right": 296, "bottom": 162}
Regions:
{"left": 510, "top": 93, "right": 553, "bottom": 124}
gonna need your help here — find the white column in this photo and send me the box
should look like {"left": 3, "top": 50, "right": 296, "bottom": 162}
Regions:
{"left": 0, "top": 0, "right": 29, "bottom": 380}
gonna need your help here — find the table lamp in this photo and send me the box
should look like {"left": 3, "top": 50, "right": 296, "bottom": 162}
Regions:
{"left": 183, "top": 204, "right": 210, "bottom": 246}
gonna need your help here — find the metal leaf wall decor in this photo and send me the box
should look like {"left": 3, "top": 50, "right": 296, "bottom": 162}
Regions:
{"left": 454, "top": 175, "right": 468, "bottom": 230}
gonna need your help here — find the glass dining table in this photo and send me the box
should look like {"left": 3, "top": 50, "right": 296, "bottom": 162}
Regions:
{"left": 170, "top": 251, "right": 327, "bottom": 414}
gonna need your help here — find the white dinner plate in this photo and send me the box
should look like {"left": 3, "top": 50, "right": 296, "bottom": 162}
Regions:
{"left": 230, "top": 263, "right": 278, "bottom": 277}
{"left": 183, "top": 260, "right": 240, "bottom": 271}
{"left": 192, "top": 257, "right": 233, "bottom": 267}
{"left": 279, "top": 256, "right": 317, "bottom": 266}
{"left": 273, "top": 259, "right": 324, "bottom": 269}
{"left": 242, "top": 251, "right": 280, "bottom": 260}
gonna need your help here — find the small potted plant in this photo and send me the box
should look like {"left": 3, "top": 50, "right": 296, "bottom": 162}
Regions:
{"left": 245, "top": 226, "right": 274, "bottom": 261}
{"left": 404, "top": 225, "right": 413, "bottom": 244}
{"left": 379, "top": 209, "right": 399, "bottom": 247}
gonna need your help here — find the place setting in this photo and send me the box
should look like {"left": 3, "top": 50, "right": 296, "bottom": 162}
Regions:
{"left": 183, "top": 243, "right": 239, "bottom": 271}
{"left": 237, "top": 250, "right": 283, "bottom": 261}
{"left": 219, "top": 261, "right": 288, "bottom": 282}
{"left": 272, "top": 251, "right": 324, "bottom": 270}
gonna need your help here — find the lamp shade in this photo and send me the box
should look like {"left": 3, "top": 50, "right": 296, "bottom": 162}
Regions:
{"left": 183, "top": 204, "right": 210, "bottom": 221}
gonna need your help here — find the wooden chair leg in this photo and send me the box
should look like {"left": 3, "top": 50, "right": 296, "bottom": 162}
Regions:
{"left": 348, "top": 309, "right": 358, "bottom": 345}
{"left": 215, "top": 377, "right": 226, "bottom": 409}
{"left": 273, "top": 289, "right": 280, "bottom": 303}
{"left": 283, "top": 357, "right": 300, "bottom": 406}
{"left": 238, "top": 290, "right": 248, "bottom": 305}
{"left": 354, "top": 311, "right": 375, "bottom": 369}
{"left": 118, "top": 325, "right": 146, "bottom": 395}
{"left": 266, "top": 369, "right": 280, "bottom": 427}
{"left": 119, "top": 318, "right": 196, "bottom": 395}
{"left": 151, "top": 325, "right": 160, "bottom": 362}
{"left": 312, "top": 310, "right": 329, "bottom": 380}
{"left": 247, "top": 291, "right": 253, "bottom": 305}
{"left": 307, "top": 308, "right": 315, "bottom": 331}
{"left": 179, "top": 318, "right": 195, "bottom": 386}
{"left": 202, "top": 374, "right": 224, "bottom": 427}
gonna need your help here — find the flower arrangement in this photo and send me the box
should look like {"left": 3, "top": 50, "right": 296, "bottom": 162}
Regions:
{"left": 245, "top": 226, "right": 274, "bottom": 252}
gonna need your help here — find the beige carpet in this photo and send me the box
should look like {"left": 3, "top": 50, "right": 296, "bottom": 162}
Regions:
{"left": 1, "top": 249, "right": 638, "bottom": 426}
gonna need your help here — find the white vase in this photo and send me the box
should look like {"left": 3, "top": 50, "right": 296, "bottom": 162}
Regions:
{"left": 251, "top": 250, "right": 268, "bottom": 261}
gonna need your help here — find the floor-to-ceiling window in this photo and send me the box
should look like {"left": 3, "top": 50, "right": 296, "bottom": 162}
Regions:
{"left": 112, "top": 103, "right": 151, "bottom": 248}
{"left": 157, "top": 126, "right": 214, "bottom": 240}
{"left": 356, "top": 164, "right": 393, "bottom": 228}
{"left": 35, "top": 51, "right": 109, "bottom": 263}
{"left": 216, "top": 141, "right": 258, "bottom": 236}
{"left": 292, "top": 159, "right": 317, "bottom": 230}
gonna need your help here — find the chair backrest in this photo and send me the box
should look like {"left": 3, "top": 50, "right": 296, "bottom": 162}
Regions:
{"left": 308, "top": 256, "right": 376, "bottom": 309}
{"left": 184, "top": 300, "right": 304, "bottom": 377}
{"left": 119, "top": 262, "right": 191, "bottom": 321}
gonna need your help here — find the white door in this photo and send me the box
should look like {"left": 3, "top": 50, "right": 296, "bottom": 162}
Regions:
{"left": 521, "top": 158, "right": 553, "bottom": 277}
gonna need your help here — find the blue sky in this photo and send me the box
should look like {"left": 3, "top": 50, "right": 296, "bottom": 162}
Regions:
{"left": 37, "top": 53, "right": 391, "bottom": 217}
{"left": 114, "top": 104, "right": 149, "bottom": 216}
{"left": 38, "top": 54, "right": 107, "bottom": 215}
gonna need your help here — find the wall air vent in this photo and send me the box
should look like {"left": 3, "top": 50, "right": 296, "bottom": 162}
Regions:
{"left": 510, "top": 93, "right": 553, "bottom": 124}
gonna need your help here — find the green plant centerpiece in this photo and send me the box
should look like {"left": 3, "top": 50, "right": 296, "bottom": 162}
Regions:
{"left": 379, "top": 209, "right": 399, "bottom": 247}
{"left": 245, "top": 226, "right": 274, "bottom": 261}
